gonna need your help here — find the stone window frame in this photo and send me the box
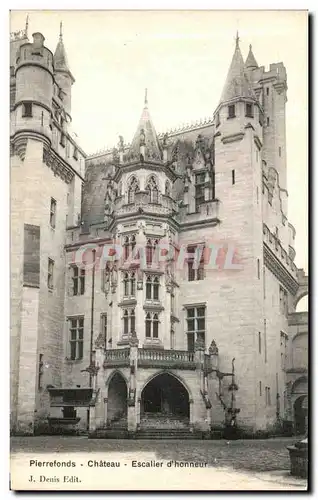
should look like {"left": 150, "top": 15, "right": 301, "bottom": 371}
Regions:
{"left": 146, "top": 238, "right": 160, "bottom": 267}
{"left": 71, "top": 265, "right": 85, "bottom": 296}
{"left": 227, "top": 104, "right": 236, "bottom": 119}
{"left": 127, "top": 175, "right": 139, "bottom": 204}
{"left": 185, "top": 305, "right": 206, "bottom": 347}
{"left": 145, "top": 311, "right": 160, "bottom": 339}
{"left": 194, "top": 172, "right": 205, "bottom": 211}
{"left": 123, "top": 270, "right": 136, "bottom": 298}
{"left": 145, "top": 174, "right": 160, "bottom": 204}
{"left": 123, "top": 308, "right": 136, "bottom": 335}
{"left": 100, "top": 312, "right": 109, "bottom": 348}
{"left": 47, "top": 258, "right": 54, "bottom": 290}
{"left": 38, "top": 353, "right": 44, "bottom": 390}
{"left": 145, "top": 274, "right": 160, "bottom": 301}
{"left": 22, "top": 101, "right": 32, "bottom": 118}
{"left": 50, "top": 197, "right": 56, "bottom": 228}
{"left": 68, "top": 316, "right": 84, "bottom": 361}
{"left": 245, "top": 102, "right": 254, "bottom": 118}
{"left": 187, "top": 245, "right": 205, "bottom": 282}
{"left": 123, "top": 234, "right": 137, "bottom": 262}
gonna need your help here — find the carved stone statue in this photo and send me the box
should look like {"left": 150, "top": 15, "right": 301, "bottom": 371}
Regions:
{"left": 118, "top": 135, "right": 124, "bottom": 150}
{"left": 209, "top": 339, "right": 219, "bottom": 356}
{"left": 162, "top": 133, "right": 169, "bottom": 148}
{"left": 140, "top": 128, "right": 146, "bottom": 146}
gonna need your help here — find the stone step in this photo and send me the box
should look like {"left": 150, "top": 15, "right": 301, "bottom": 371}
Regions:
{"left": 137, "top": 428, "right": 202, "bottom": 439}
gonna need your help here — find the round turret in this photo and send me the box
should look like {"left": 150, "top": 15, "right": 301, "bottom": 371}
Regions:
{"left": 14, "top": 32, "right": 54, "bottom": 138}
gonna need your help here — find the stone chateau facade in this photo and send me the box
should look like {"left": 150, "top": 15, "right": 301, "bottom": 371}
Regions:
{"left": 10, "top": 22, "right": 308, "bottom": 437}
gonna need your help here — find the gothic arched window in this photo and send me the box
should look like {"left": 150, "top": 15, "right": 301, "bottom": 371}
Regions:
{"left": 123, "top": 308, "right": 135, "bottom": 334}
{"left": 145, "top": 175, "right": 159, "bottom": 203}
{"left": 127, "top": 176, "right": 139, "bottom": 204}
{"left": 145, "top": 275, "right": 160, "bottom": 301}
{"left": 145, "top": 312, "right": 160, "bottom": 339}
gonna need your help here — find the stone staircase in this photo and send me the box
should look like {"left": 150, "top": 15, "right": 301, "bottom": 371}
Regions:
{"left": 136, "top": 413, "right": 202, "bottom": 439}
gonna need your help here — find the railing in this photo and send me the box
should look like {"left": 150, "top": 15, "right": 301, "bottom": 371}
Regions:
{"left": 138, "top": 348, "right": 196, "bottom": 370}
{"left": 103, "top": 348, "right": 130, "bottom": 367}
{"left": 114, "top": 193, "right": 178, "bottom": 217}
{"left": 103, "top": 347, "right": 197, "bottom": 369}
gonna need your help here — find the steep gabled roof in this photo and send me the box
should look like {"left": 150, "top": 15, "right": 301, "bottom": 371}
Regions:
{"left": 219, "top": 35, "right": 256, "bottom": 104}
{"left": 245, "top": 44, "right": 258, "bottom": 69}
{"left": 128, "top": 90, "right": 162, "bottom": 162}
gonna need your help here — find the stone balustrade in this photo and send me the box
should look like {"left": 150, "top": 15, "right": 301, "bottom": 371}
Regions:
{"left": 113, "top": 193, "right": 178, "bottom": 217}
{"left": 103, "top": 348, "right": 130, "bottom": 368}
{"left": 138, "top": 348, "right": 196, "bottom": 369}
{"left": 103, "top": 346, "right": 199, "bottom": 370}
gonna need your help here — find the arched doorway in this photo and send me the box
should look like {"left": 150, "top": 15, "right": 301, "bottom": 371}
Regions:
{"left": 294, "top": 395, "right": 307, "bottom": 435}
{"left": 107, "top": 372, "right": 127, "bottom": 428}
{"left": 140, "top": 373, "right": 190, "bottom": 428}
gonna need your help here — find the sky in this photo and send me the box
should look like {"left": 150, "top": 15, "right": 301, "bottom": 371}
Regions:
{"left": 10, "top": 10, "right": 308, "bottom": 284}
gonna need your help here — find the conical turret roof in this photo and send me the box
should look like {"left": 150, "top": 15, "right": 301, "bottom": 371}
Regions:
{"left": 219, "top": 34, "right": 256, "bottom": 104}
{"left": 245, "top": 44, "right": 258, "bottom": 69}
{"left": 128, "top": 90, "right": 162, "bottom": 162}
{"left": 53, "top": 23, "right": 74, "bottom": 81}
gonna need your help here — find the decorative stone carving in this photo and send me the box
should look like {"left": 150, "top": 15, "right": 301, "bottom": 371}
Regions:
{"left": 129, "top": 330, "right": 139, "bottom": 347}
{"left": 95, "top": 333, "right": 105, "bottom": 349}
{"left": 162, "top": 132, "right": 168, "bottom": 148}
{"left": 118, "top": 135, "right": 124, "bottom": 151}
{"left": 140, "top": 128, "right": 146, "bottom": 146}
{"left": 42, "top": 146, "right": 74, "bottom": 183}
{"left": 209, "top": 339, "right": 219, "bottom": 355}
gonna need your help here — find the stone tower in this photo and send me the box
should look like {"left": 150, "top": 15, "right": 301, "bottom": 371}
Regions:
{"left": 10, "top": 24, "right": 85, "bottom": 434}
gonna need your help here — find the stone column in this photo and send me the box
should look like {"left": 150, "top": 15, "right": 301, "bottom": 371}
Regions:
{"left": 92, "top": 345, "right": 105, "bottom": 430}
{"left": 103, "top": 398, "right": 108, "bottom": 427}
{"left": 135, "top": 223, "right": 147, "bottom": 346}
{"left": 194, "top": 339, "right": 205, "bottom": 393}
{"left": 127, "top": 333, "right": 139, "bottom": 433}
{"left": 194, "top": 340, "right": 209, "bottom": 431}
{"left": 137, "top": 398, "right": 141, "bottom": 429}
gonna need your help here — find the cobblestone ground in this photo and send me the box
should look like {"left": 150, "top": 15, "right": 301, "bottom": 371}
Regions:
{"left": 11, "top": 436, "right": 300, "bottom": 472}
{"left": 10, "top": 436, "right": 307, "bottom": 491}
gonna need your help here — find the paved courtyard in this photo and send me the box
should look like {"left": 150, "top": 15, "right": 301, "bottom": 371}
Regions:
{"left": 10, "top": 436, "right": 307, "bottom": 491}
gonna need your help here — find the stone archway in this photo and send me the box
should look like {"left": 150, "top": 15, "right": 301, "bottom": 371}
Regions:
{"left": 294, "top": 395, "right": 308, "bottom": 435}
{"left": 107, "top": 372, "right": 127, "bottom": 428}
{"left": 140, "top": 373, "right": 190, "bottom": 429}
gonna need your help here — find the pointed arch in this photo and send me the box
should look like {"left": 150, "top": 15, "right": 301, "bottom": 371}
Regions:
{"left": 105, "top": 371, "right": 128, "bottom": 427}
{"left": 145, "top": 174, "right": 159, "bottom": 203}
{"left": 127, "top": 175, "right": 139, "bottom": 204}
{"left": 137, "top": 370, "right": 192, "bottom": 401}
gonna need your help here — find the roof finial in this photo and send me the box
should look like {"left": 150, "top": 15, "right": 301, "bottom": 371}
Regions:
{"left": 59, "top": 21, "right": 63, "bottom": 41}
{"left": 25, "top": 14, "right": 29, "bottom": 37}
{"left": 235, "top": 31, "right": 240, "bottom": 49}
{"left": 144, "top": 88, "right": 148, "bottom": 107}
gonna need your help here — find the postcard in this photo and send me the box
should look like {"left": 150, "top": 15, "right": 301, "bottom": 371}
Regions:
{"left": 10, "top": 9, "right": 308, "bottom": 491}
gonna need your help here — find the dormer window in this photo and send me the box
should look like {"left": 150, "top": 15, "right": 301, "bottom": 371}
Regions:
{"left": 245, "top": 103, "right": 254, "bottom": 118}
{"left": 22, "top": 102, "right": 32, "bottom": 118}
{"left": 73, "top": 147, "right": 78, "bottom": 160}
{"left": 228, "top": 104, "right": 236, "bottom": 119}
